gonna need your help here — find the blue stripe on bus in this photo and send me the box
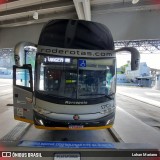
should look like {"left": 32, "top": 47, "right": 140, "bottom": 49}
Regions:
{"left": 18, "top": 141, "right": 115, "bottom": 149}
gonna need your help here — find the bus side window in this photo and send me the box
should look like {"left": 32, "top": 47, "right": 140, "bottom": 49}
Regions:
{"left": 16, "top": 68, "right": 31, "bottom": 88}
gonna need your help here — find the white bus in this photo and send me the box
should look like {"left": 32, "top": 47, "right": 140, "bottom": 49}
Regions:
{"left": 13, "top": 19, "right": 140, "bottom": 130}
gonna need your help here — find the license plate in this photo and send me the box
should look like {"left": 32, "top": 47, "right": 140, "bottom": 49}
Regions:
{"left": 54, "top": 153, "right": 80, "bottom": 160}
{"left": 69, "top": 125, "right": 84, "bottom": 129}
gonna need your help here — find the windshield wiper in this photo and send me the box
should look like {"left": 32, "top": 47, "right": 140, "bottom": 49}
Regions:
{"left": 79, "top": 93, "right": 114, "bottom": 100}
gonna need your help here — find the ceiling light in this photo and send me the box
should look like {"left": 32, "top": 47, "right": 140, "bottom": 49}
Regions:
{"left": 132, "top": 0, "right": 139, "bottom": 4}
{"left": 33, "top": 11, "right": 38, "bottom": 20}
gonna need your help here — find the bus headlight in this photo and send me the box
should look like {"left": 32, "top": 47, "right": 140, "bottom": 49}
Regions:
{"left": 39, "top": 119, "right": 44, "bottom": 125}
{"left": 34, "top": 116, "right": 44, "bottom": 126}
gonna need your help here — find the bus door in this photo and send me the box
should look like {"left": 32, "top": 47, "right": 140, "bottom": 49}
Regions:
{"left": 13, "top": 64, "right": 33, "bottom": 124}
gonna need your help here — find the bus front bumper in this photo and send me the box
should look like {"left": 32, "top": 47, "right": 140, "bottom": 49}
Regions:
{"left": 33, "top": 111, "right": 115, "bottom": 130}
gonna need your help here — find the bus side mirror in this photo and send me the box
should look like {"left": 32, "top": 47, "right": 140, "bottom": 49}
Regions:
{"left": 115, "top": 47, "right": 140, "bottom": 70}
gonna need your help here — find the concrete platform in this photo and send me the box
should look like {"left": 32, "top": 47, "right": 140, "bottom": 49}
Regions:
{"left": 117, "top": 86, "right": 160, "bottom": 108}
{"left": 113, "top": 107, "right": 160, "bottom": 148}
{"left": 0, "top": 109, "right": 19, "bottom": 139}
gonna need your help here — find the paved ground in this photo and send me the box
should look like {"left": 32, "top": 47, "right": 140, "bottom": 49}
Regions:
{"left": 117, "top": 86, "right": 160, "bottom": 108}
{"left": 117, "top": 86, "right": 160, "bottom": 131}
{"left": 0, "top": 80, "right": 20, "bottom": 138}
{"left": 116, "top": 94, "right": 160, "bottom": 131}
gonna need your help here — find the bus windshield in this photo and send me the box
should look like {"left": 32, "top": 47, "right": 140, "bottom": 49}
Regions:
{"left": 36, "top": 54, "right": 116, "bottom": 99}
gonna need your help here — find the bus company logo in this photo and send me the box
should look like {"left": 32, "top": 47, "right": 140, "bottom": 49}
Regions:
{"left": 73, "top": 114, "right": 80, "bottom": 120}
{"left": 65, "top": 101, "right": 88, "bottom": 105}
{"left": 39, "top": 47, "right": 115, "bottom": 57}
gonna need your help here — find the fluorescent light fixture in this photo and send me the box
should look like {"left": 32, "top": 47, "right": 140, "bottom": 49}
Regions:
{"left": 73, "top": 0, "right": 91, "bottom": 21}
{"left": 33, "top": 11, "right": 38, "bottom": 20}
{"left": 132, "top": 0, "right": 140, "bottom": 4}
